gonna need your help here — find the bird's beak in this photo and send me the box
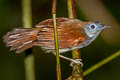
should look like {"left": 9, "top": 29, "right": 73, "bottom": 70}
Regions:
{"left": 102, "top": 25, "right": 110, "bottom": 29}
{"left": 98, "top": 24, "right": 110, "bottom": 30}
{"left": 100, "top": 24, "right": 110, "bottom": 30}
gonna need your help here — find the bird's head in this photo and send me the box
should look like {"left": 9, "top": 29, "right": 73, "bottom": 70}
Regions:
{"left": 84, "top": 21, "right": 109, "bottom": 38}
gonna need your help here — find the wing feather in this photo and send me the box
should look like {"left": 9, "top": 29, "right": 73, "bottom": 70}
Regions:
{"left": 34, "top": 18, "right": 86, "bottom": 52}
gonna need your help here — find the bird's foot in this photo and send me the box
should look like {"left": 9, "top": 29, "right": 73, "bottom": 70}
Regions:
{"left": 70, "top": 59, "right": 83, "bottom": 67}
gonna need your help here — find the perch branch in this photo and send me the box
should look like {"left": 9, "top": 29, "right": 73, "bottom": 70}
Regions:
{"left": 66, "top": 0, "right": 83, "bottom": 80}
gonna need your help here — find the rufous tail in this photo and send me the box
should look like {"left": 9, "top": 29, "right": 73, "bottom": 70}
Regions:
{"left": 3, "top": 28, "right": 40, "bottom": 53}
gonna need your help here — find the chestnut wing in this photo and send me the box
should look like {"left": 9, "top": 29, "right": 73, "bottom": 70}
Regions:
{"left": 34, "top": 18, "right": 86, "bottom": 51}
{"left": 34, "top": 26, "right": 86, "bottom": 50}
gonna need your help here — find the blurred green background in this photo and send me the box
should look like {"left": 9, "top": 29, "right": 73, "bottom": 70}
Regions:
{"left": 0, "top": 0, "right": 120, "bottom": 80}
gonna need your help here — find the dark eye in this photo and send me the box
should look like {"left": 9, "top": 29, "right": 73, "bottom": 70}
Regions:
{"left": 91, "top": 25, "right": 95, "bottom": 29}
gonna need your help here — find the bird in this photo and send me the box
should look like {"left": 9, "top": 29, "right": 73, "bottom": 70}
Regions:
{"left": 3, "top": 17, "right": 109, "bottom": 65}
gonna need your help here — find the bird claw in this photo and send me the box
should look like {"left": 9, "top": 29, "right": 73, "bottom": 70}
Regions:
{"left": 70, "top": 59, "right": 83, "bottom": 67}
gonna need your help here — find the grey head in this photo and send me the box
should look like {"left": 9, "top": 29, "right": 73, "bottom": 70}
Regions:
{"left": 82, "top": 21, "right": 109, "bottom": 47}
{"left": 71, "top": 21, "right": 109, "bottom": 50}
{"left": 84, "top": 21, "right": 109, "bottom": 38}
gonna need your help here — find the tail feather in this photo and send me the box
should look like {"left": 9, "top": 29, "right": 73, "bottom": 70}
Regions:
{"left": 3, "top": 28, "right": 38, "bottom": 53}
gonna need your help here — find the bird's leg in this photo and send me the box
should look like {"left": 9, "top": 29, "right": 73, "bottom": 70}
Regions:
{"left": 52, "top": 52, "right": 83, "bottom": 67}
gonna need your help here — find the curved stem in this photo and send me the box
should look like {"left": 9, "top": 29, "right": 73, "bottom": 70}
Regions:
{"left": 83, "top": 50, "right": 120, "bottom": 76}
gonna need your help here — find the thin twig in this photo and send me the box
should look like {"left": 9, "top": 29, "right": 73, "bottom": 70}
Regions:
{"left": 52, "top": 0, "right": 62, "bottom": 80}
{"left": 66, "top": 0, "right": 83, "bottom": 80}
{"left": 22, "top": 0, "right": 35, "bottom": 80}
{"left": 83, "top": 50, "right": 120, "bottom": 76}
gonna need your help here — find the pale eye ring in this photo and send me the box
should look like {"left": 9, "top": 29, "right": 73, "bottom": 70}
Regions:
{"left": 91, "top": 25, "right": 95, "bottom": 29}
